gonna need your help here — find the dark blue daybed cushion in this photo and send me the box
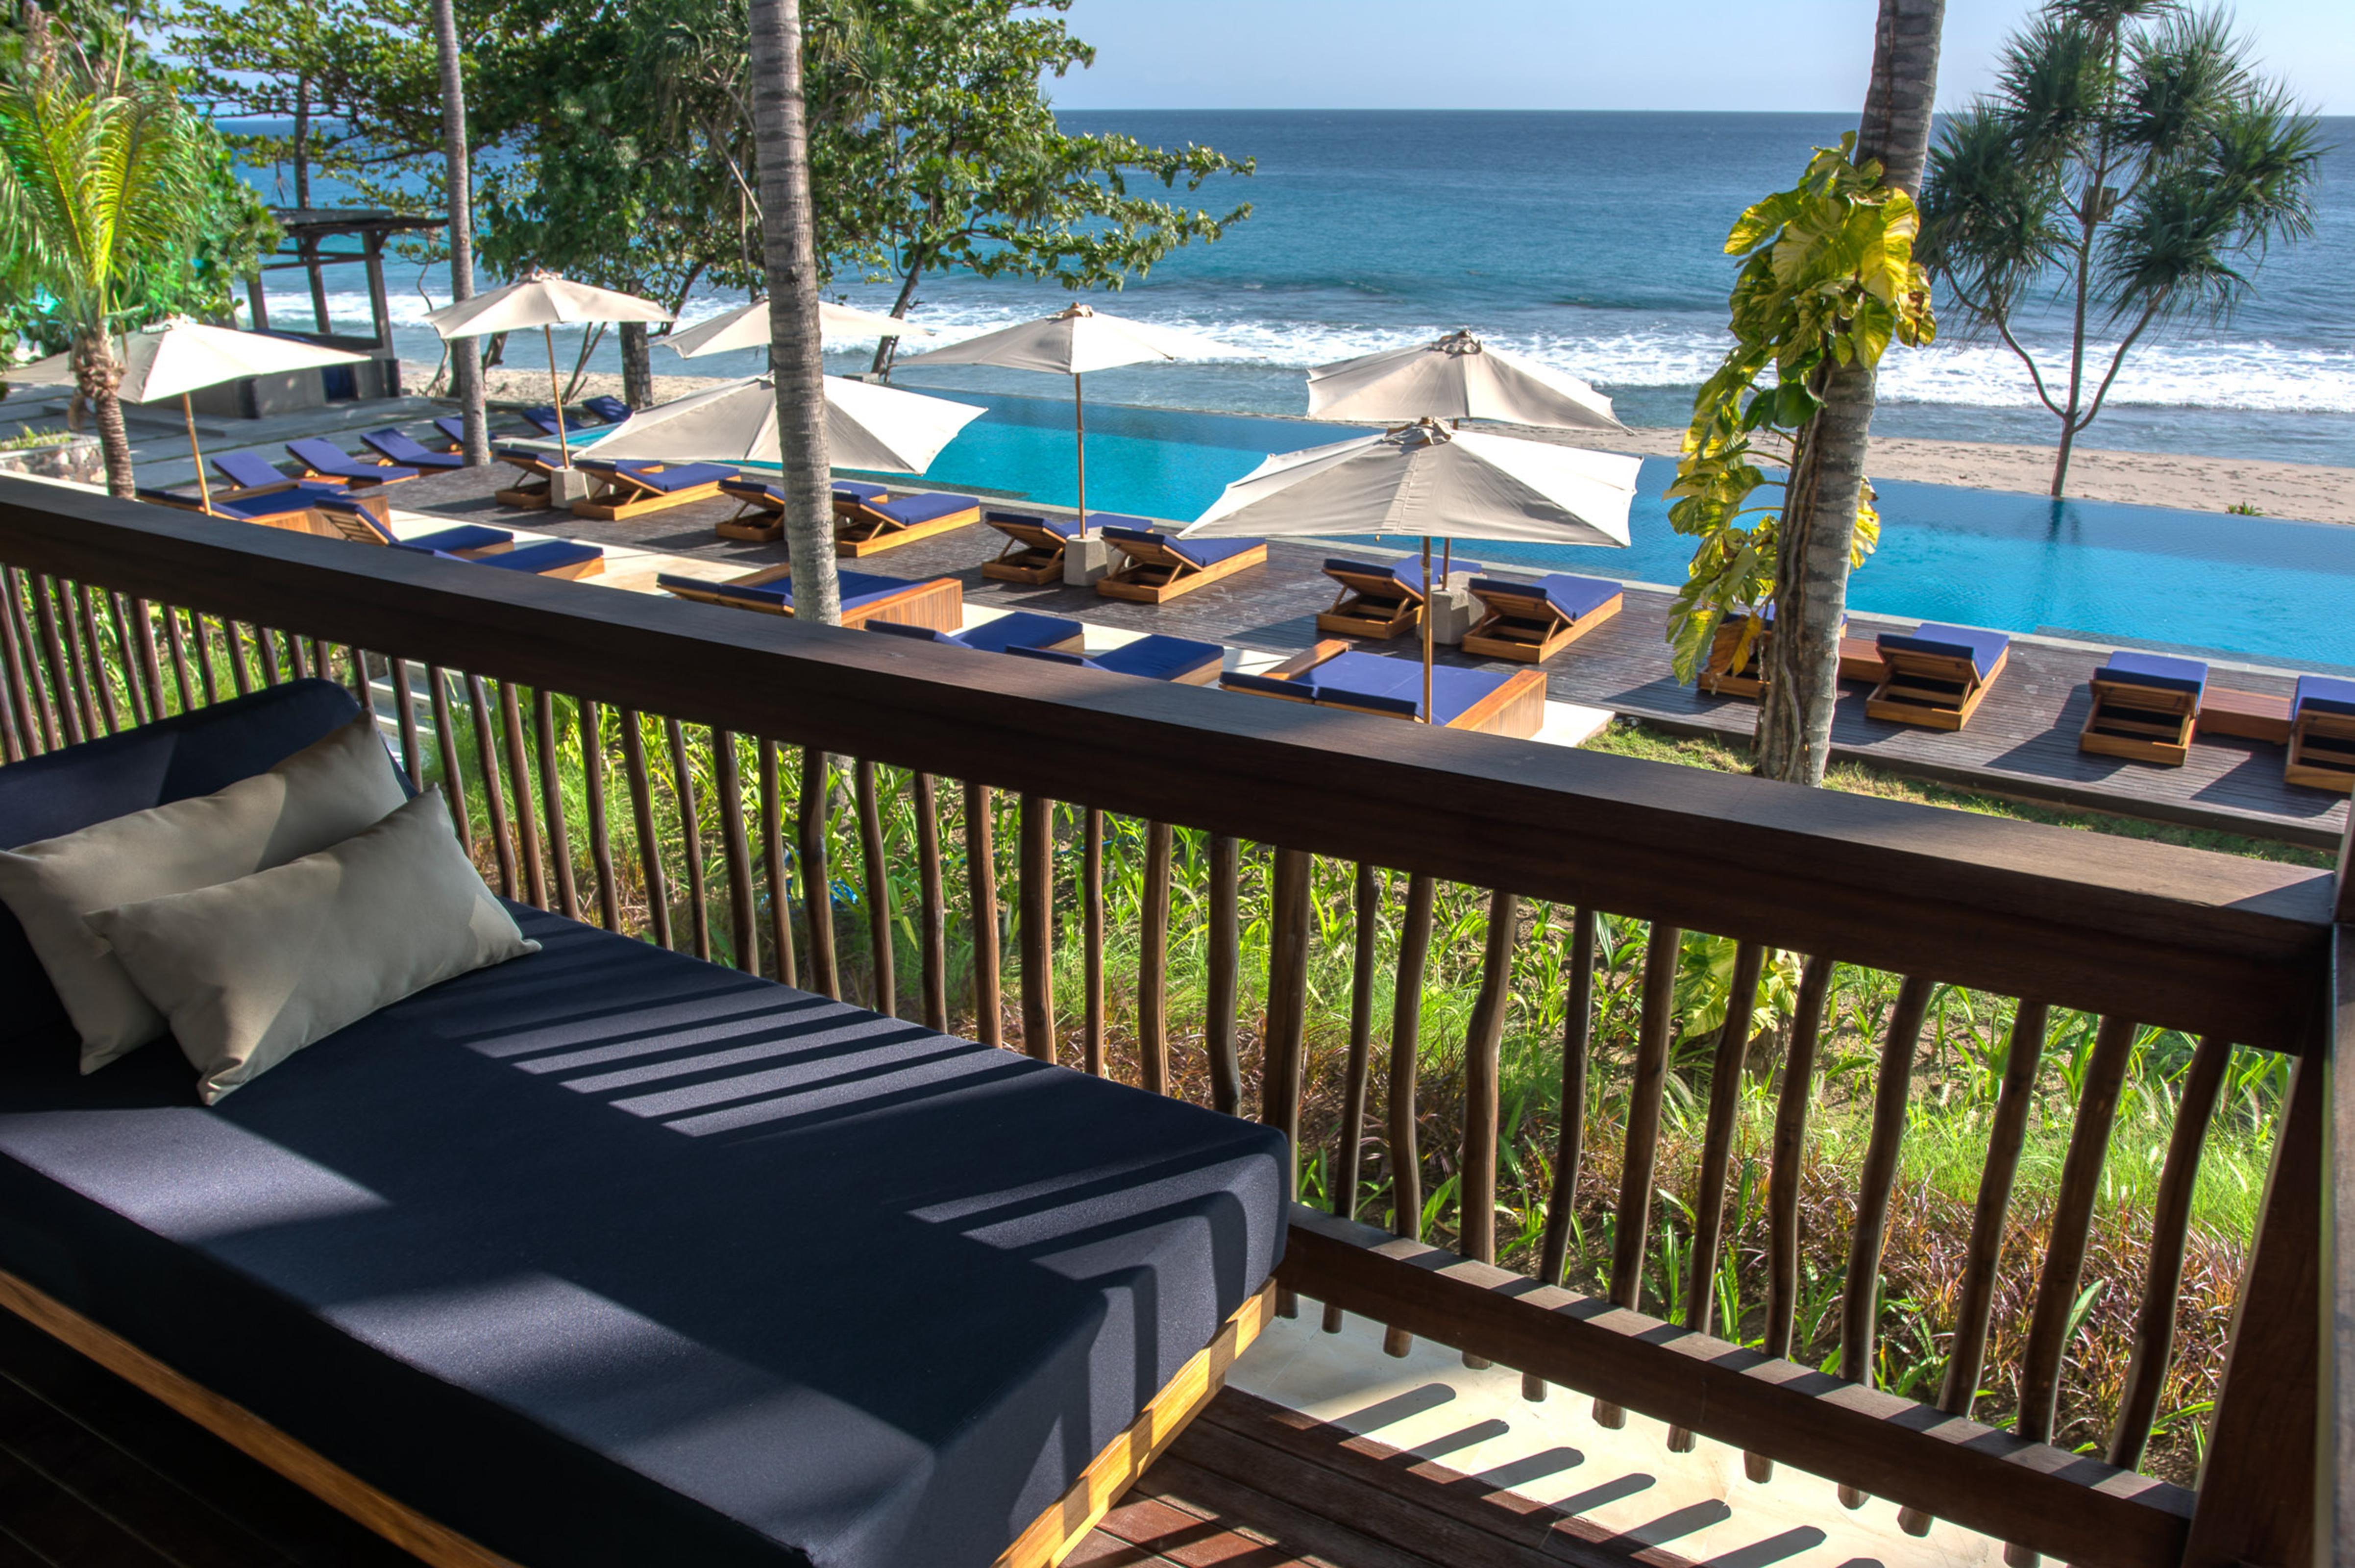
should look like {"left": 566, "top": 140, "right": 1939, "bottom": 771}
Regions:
{"left": 407, "top": 522, "right": 516, "bottom": 554}
{"left": 577, "top": 459, "right": 733, "bottom": 493}
{"left": 434, "top": 416, "right": 468, "bottom": 447}
{"left": 832, "top": 480, "right": 892, "bottom": 505}
{"left": 1092, "top": 636, "right": 1223, "bottom": 682}
{"left": 1322, "top": 557, "right": 1479, "bottom": 595}
{"left": 474, "top": 539, "right": 602, "bottom": 574}
{"left": 1105, "top": 526, "right": 1255, "bottom": 570}
{"left": 213, "top": 450, "right": 295, "bottom": 490}
{"left": 2098, "top": 650, "right": 2209, "bottom": 698}
{"left": 657, "top": 572, "right": 790, "bottom": 609}
{"left": 583, "top": 394, "right": 633, "bottom": 424}
{"left": 1878, "top": 621, "right": 2012, "bottom": 679}
{"left": 1467, "top": 573, "right": 1619, "bottom": 620}
{"left": 521, "top": 406, "right": 565, "bottom": 434}
{"left": 2293, "top": 674, "right": 2355, "bottom": 719}
{"left": 864, "top": 492, "right": 978, "bottom": 526}
{"left": 287, "top": 438, "right": 414, "bottom": 482}
{"left": 361, "top": 430, "right": 466, "bottom": 470}
{"left": 1300, "top": 652, "right": 1508, "bottom": 725}
{"left": 495, "top": 445, "right": 554, "bottom": 468}
{"left": 721, "top": 478, "right": 785, "bottom": 504}
{"left": 986, "top": 511, "right": 1078, "bottom": 539}
{"left": 958, "top": 612, "right": 1083, "bottom": 655}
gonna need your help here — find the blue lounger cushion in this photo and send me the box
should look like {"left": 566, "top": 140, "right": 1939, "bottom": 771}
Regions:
{"left": 1878, "top": 622, "right": 2012, "bottom": 680}
{"left": 212, "top": 451, "right": 299, "bottom": 490}
{"left": 434, "top": 416, "right": 467, "bottom": 447}
{"left": 2097, "top": 650, "right": 2209, "bottom": 699}
{"left": 396, "top": 539, "right": 601, "bottom": 575}
{"left": 405, "top": 522, "right": 515, "bottom": 554}
{"left": 1321, "top": 557, "right": 1482, "bottom": 595}
{"left": 1007, "top": 635, "right": 1223, "bottom": 683}
{"left": 0, "top": 682, "right": 1284, "bottom": 1568}
{"left": 862, "top": 492, "right": 978, "bottom": 527}
{"left": 721, "top": 478, "right": 786, "bottom": 505}
{"left": 494, "top": 445, "right": 555, "bottom": 470}
{"left": 833, "top": 480, "right": 892, "bottom": 505}
{"left": 286, "top": 438, "right": 417, "bottom": 483}
{"left": 987, "top": 511, "right": 1079, "bottom": 540}
{"left": 2292, "top": 674, "right": 2355, "bottom": 720}
{"left": 520, "top": 406, "right": 564, "bottom": 435}
{"left": 582, "top": 394, "right": 632, "bottom": 424}
{"left": 575, "top": 459, "right": 735, "bottom": 494}
{"left": 1103, "top": 525, "right": 1258, "bottom": 570}
{"left": 867, "top": 612, "right": 1082, "bottom": 655}
{"left": 659, "top": 568, "right": 909, "bottom": 612}
{"left": 1468, "top": 572, "right": 1619, "bottom": 621}
{"left": 1294, "top": 651, "right": 1511, "bottom": 726}
{"left": 361, "top": 429, "right": 466, "bottom": 471}
{"left": 185, "top": 490, "right": 319, "bottom": 521}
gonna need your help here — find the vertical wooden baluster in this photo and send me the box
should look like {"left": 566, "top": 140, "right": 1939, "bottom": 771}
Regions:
{"left": 2109, "top": 1032, "right": 2233, "bottom": 1473}
{"left": 389, "top": 659, "right": 423, "bottom": 785}
{"left": 0, "top": 569, "right": 32, "bottom": 760}
{"left": 342, "top": 643, "right": 367, "bottom": 714}
{"left": 422, "top": 667, "right": 474, "bottom": 858}
{"left": 1264, "top": 846, "right": 1314, "bottom": 1319}
{"left": 251, "top": 625, "right": 281, "bottom": 687}
{"left": 853, "top": 759, "right": 893, "bottom": 1011}
{"left": 61, "top": 585, "right": 104, "bottom": 735}
{"left": 1595, "top": 920, "right": 1682, "bottom": 1428}
{"left": 283, "top": 630, "right": 312, "bottom": 681}
{"left": 963, "top": 781, "right": 999, "bottom": 1042}
{"left": 1668, "top": 940, "right": 1767, "bottom": 1448}
{"left": 1525, "top": 904, "right": 1597, "bottom": 1401}
{"left": 126, "top": 598, "right": 166, "bottom": 721}
{"left": 499, "top": 683, "right": 547, "bottom": 908}
{"left": 1325, "top": 863, "right": 1383, "bottom": 1335}
{"left": 2003, "top": 1012, "right": 2142, "bottom": 1566}
{"left": 914, "top": 774, "right": 947, "bottom": 1031}
{"left": 618, "top": 711, "right": 670, "bottom": 948}
{"left": 74, "top": 587, "right": 119, "bottom": 733}
{"left": 1834, "top": 972, "right": 1937, "bottom": 1508}
{"left": 1206, "top": 834, "right": 1243, "bottom": 1115}
{"left": 759, "top": 743, "right": 798, "bottom": 986}
{"left": 1, "top": 567, "right": 54, "bottom": 752}
{"left": 109, "top": 595, "right": 151, "bottom": 724}
{"left": 1017, "top": 793, "right": 1054, "bottom": 1061}
{"left": 1458, "top": 887, "right": 1519, "bottom": 1369}
{"left": 798, "top": 747, "right": 837, "bottom": 997}
{"left": 1384, "top": 872, "right": 1438, "bottom": 1359}
{"left": 665, "top": 719, "right": 710, "bottom": 960}
{"left": 1898, "top": 1000, "right": 2051, "bottom": 1538}
{"left": 711, "top": 732, "right": 757, "bottom": 969}
{"left": 187, "top": 618, "right": 221, "bottom": 708}
{"left": 534, "top": 691, "right": 579, "bottom": 920}
{"left": 29, "top": 578, "right": 83, "bottom": 747}
{"left": 1748, "top": 949, "right": 1837, "bottom": 1481}
{"left": 158, "top": 606, "right": 193, "bottom": 718}
{"left": 467, "top": 675, "right": 517, "bottom": 899}
{"left": 224, "top": 620, "right": 254, "bottom": 696}
{"left": 1081, "top": 808, "right": 1105, "bottom": 1075}
{"left": 0, "top": 639, "right": 19, "bottom": 763}
{"left": 570, "top": 698, "right": 617, "bottom": 931}
{"left": 310, "top": 638, "right": 334, "bottom": 684}
{"left": 1138, "top": 822, "right": 1172, "bottom": 1094}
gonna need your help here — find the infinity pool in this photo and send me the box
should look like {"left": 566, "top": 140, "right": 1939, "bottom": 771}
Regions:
{"left": 863, "top": 388, "right": 2355, "bottom": 670}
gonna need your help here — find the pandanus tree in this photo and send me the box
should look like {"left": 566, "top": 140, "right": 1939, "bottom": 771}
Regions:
{"left": 0, "top": 9, "right": 216, "bottom": 496}
{"left": 1916, "top": 0, "right": 2321, "bottom": 497}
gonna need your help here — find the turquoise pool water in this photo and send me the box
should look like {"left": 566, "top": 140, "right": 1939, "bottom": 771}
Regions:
{"left": 864, "top": 390, "right": 2355, "bottom": 671}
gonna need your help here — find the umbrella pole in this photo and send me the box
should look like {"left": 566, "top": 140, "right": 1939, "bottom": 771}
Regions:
{"left": 544, "top": 325, "right": 570, "bottom": 468}
{"left": 183, "top": 394, "right": 213, "bottom": 514}
{"left": 1073, "top": 372, "right": 1087, "bottom": 538}
{"left": 1421, "top": 536, "right": 1434, "bottom": 726}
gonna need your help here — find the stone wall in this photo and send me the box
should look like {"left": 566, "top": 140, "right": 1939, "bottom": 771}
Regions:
{"left": 0, "top": 436, "right": 102, "bottom": 487}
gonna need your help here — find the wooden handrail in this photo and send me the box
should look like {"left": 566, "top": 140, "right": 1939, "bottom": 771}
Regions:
{"left": 0, "top": 479, "right": 2331, "bottom": 1052}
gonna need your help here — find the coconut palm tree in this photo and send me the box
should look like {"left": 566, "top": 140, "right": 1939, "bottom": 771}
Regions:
{"left": 0, "top": 14, "right": 213, "bottom": 497}
{"left": 1754, "top": 0, "right": 1948, "bottom": 785}
{"left": 426, "top": 0, "right": 490, "bottom": 464}
{"left": 745, "top": 0, "right": 839, "bottom": 624}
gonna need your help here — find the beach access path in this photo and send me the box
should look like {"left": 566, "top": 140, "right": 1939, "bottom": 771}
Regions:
{"left": 392, "top": 460, "right": 2351, "bottom": 850}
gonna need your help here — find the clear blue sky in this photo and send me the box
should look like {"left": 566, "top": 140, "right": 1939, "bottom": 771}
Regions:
{"left": 1043, "top": 0, "right": 2353, "bottom": 116}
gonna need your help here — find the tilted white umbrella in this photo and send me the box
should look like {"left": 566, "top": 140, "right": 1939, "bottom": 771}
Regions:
{"left": 1307, "top": 328, "right": 1625, "bottom": 431}
{"left": 662, "top": 299, "right": 939, "bottom": 360}
{"left": 899, "top": 302, "right": 1236, "bottom": 535}
{"left": 16, "top": 318, "right": 368, "bottom": 510}
{"left": 421, "top": 269, "right": 672, "bottom": 465}
{"left": 1183, "top": 419, "right": 1642, "bottom": 723}
{"left": 579, "top": 374, "right": 984, "bottom": 475}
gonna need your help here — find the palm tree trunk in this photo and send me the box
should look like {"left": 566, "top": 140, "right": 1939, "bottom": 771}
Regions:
{"left": 428, "top": 0, "right": 489, "bottom": 466}
{"left": 747, "top": 0, "right": 838, "bottom": 624}
{"left": 75, "top": 333, "right": 134, "bottom": 498}
{"left": 618, "top": 321, "right": 654, "bottom": 409}
{"left": 1756, "top": 0, "right": 1946, "bottom": 786}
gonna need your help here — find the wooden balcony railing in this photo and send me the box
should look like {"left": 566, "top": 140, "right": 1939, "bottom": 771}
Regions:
{"left": 0, "top": 477, "right": 2344, "bottom": 1568}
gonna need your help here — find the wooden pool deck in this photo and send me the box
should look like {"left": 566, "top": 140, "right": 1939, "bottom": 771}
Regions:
{"left": 392, "top": 463, "right": 2352, "bottom": 849}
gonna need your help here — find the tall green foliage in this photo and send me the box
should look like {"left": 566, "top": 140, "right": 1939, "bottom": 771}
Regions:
{"left": 1665, "top": 136, "right": 1936, "bottom": 684}
{"left": 1916, "top": 0, "right": 2321, "bottom": 497}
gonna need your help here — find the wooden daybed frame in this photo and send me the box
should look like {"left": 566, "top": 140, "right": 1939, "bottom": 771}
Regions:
{"left": 659, "top": 564, "right": 964, "bottom": 632}
{"left": 1096, "top": 529, "right": 1267, "bottom": 605}
{"left": 1225, "top": 638, "right": 1548, "bottom": 738}
{"left": 982, "top": 513, "right": 1078, "bottom": 586}
{"left": 835, "top": 492, "right": 982, "bottom": 558}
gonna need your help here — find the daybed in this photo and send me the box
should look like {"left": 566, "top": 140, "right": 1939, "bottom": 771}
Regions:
{"left": 285, "top": 438, "right": 416, "bottom": 487}
{"left": 835, "top": 490, "right": 982, "bottom": 558}
{"left": 710, "top": 480, "right": 908, "bottom": 544}
{"left": 2286, "top": 674, "right": 2355, "bottom": 793}
{"left": 211, "top": 450, "right": 322, "bottom": 494}
{"left": 1460, "top": 572, "right": 1621, "bottom": 663}
{"left": 492, "top": 446, "right": 563, "bottom": 509}
{"left": 1221, "top": 640, "right": 1547, "bottom": 736}
{"left": 136, "top": 485, "right": 392, "bottom": 536}
{"left": 359, "top": 428, "right": 467, "bottom": 472}
{"left": 394, "top": 537, "right": 606, "bottom": 579}
{"left": 2079, "top": 651, "right": 2208, "bottom": 767}
{"left": 1865, "top": 622, "right": 2012, "bottom": 731}
{"left": 572, "top": 458, "right": 737, "bottom": 521}
{"left": 1097, "top": 524, "right": 1266, "bottom": 605}
{"left": 1314, "top": 556, "right": 1479, "bottom": 641}
{"left": 656, "top": 565, "right": 963, "bottom": 633}
{"left": 982, "top": 512, "right": 1082, "bottom": 585}
{"left": 582, "top": 394, "right": 633, "bottom": 425}
{"left": 866, "top": 611, "right": 1086, "bottom": 656}
{"left": 0, "top": 682, "right": 1285, "bottom": 1568}
{"left": 1007, "top": 635, "right": 1226, "bottom": 686}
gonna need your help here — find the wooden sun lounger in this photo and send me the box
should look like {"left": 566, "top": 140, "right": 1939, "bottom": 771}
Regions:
{"left": 2285, "top": 675, "right": 2355, "bottom": 794}
{"left": 714, "top": 478, "right": 786, "bottom": 543}
{"left": 572, "top": 460, "right": 735, "bottom": 522}
{"left": 658, "top": 565, "right": 964, "bottom": 633}
{"left": 1098, "top": 526, "right": 1267, "bottom": 605}
{"left": 1864, "top": 622, "right": 2012, "bottom": 731}
{"left": 1460, "top": 573, "right": 1621, "bottom": 663}
{"left": 1697, "top": 613, "right": 1886, "bottom": 697}
{"left": 1222, "top": 639, "right": 1547, "bottom": 738}
{"left": 835, "top": 491, "right": 982, "bottom": 557}
{"left": 982, "top": 512, "right": 1079, "bottom": 585}
{"left": 2078, "top": 652, "right": 2208, "bottom": 767}
{"left": 1313, "top": 557, "right": 1473, "bottom": 640}
{"left": 492, "top": 447, "right": 559, "bottom": 509}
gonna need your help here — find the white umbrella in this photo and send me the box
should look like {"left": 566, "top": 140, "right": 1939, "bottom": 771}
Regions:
{"left": 898, "top": 302, "right": 1236, "bottom": 536}
{"left": 579, "top": 374, "right": 984, "bottom": 475}
{"left": 1307, "top": 328, "right": 1625, "bottom": 431}
{"left": 1183, "top": 418, "right": 1642, "bottom": 723}
{"left": 421, "top": 269, "right": 673, "bottom": 465}
{"left": 16, "top": 318, "right": 368, "bottom": 510}
{"left": 662, "top": 300, "right": 939, "bottom": 360}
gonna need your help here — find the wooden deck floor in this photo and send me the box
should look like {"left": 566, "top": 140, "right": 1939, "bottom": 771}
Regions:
{"left": 392, "top": 463, "right": 2351, "bottom": 848}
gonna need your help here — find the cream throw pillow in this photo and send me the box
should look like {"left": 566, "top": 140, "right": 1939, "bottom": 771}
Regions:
{"left": 85, "top": 789, "right": 538, "bottom": 1104}
{"left": 0, "top": 715, "right": 408, "bottom": 1072}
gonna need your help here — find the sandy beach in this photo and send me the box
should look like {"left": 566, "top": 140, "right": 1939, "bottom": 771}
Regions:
{"left": 437, "top": 361, "right": 2355, "bottom": 527}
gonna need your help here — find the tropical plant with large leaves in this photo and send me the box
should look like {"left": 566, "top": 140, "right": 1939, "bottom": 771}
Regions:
{"left": 0, "top": 9, "right": 227, "bottom": 494}
{"left": 1916, "top": 0, "right": 2321, "bottom": 496}
{"left": 1665, "top": 135, "right": 1937, "bottom": 687}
